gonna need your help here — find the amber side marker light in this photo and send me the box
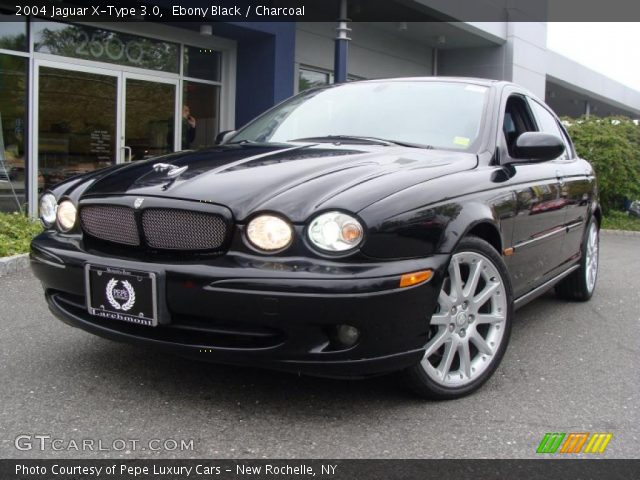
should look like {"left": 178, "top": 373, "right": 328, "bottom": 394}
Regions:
{"left": 399, "top": 270, "right": 433, "bottom": 288}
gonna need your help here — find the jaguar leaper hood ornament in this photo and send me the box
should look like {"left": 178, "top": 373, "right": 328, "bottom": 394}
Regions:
{"left": 153, "top": 163, "right": 188, "bottom": 178}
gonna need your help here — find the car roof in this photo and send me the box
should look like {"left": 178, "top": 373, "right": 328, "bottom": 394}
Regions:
{"left": 360, "top": 76, "right": 500, "bottom": 86}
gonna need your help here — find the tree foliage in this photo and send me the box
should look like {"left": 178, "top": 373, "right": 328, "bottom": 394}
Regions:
{"left": 563, "top": 116, "right": 640, "bottom": 213}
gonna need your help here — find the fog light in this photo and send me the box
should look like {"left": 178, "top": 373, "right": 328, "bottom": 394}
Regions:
{"left": 336, "top": 324, "right": 360, "bottom": 347}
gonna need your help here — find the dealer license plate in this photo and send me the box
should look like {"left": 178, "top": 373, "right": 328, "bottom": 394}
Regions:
{"left": 85, "top": 265, "right": 158, "bottom": 326}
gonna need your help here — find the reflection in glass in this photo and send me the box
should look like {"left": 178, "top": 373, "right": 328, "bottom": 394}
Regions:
{"left": 0, "top": 13, "right": 27, "bottom": 51}
{"left": 299, "top": 68, "right": 330, "bottom": 91}
{"left": 181, "top": 81, "right": 220, "bottom": 149}
{"left": 33, "top": 21, "right": 179, "bottom": 73}
{"left": 298, "top": 67, "right": 363, "bottom": 92}
{"left": 0, "top": 54, "right": 27, "bottom": 211}
{"left": 233, "top": 81, "right": 489, "bottom": 151}
{"left": 125, "top": 79, "right": 175, "bottom": 160}
{"left": 183, "top": 46, "right": 221, "bottom": 82}
{"left": 38, "top": 67, "right": 117, "bottom": 192}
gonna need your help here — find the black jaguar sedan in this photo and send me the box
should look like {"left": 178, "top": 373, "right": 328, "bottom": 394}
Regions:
{"left": 31, "top": 78, "right": 600, "bottom": 399}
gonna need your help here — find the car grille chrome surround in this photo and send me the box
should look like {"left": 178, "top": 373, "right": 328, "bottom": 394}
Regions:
{"left": 80, "top": 204, "right": 229, "bottom": 252}
{"left": 80, "top": 205, "right": 140, "bottom": 246}
{"left": 141, "top": 208, "right": 227, "bottom": 250}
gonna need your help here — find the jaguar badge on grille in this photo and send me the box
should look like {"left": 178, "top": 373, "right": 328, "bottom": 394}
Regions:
{"left": 153, "top": 163, "right": 188, "bottom": 178}
{"left": 134, "top": 198, "right": 144, "bottom": 209}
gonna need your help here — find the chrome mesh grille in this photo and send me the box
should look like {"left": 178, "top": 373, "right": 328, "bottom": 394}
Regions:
{"left": 141, "top": 208, "right": 227, "bottom": 250}
{"left": 80, "top": 205, "right": 140, "bottom": 246}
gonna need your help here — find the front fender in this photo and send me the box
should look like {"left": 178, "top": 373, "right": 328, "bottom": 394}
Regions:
{"left": 360, "top": 199, "right": 512, "bottom": 260}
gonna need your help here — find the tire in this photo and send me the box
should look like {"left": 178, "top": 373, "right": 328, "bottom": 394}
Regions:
{"left": 555, "top": 216, "right": 599, "bottom": 301}
{"left": 403, "top": 236, "right": 514, "bottom": 400}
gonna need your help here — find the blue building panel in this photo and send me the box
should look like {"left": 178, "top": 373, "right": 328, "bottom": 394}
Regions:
{"left": 218, "top": 22, "right": 296, "bottom": 128}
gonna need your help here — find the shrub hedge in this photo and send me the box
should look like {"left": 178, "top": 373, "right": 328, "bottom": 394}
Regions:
{"left": 563, "top": 116, "right": 640, "bottom": 214}
{"left": 0, "top": 212, "right": 42, "bottom": 257}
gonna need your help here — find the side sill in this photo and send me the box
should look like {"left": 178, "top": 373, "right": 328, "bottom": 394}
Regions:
{"left": 514, "top": 264, "right": 580, "bottom": 309}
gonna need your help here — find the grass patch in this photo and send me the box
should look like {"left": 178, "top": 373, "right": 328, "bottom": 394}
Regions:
{"left": 602, "top": 210, "right": 640, "bottom": 232}
{"left": 0, "top": 212, "right": 43, "bottom": 257}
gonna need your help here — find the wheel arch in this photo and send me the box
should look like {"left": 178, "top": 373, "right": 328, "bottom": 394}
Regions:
{"left": 439, "top": 202, "right": 506, "bottom": 255}
{"left": 465, "top": 222, "right": 503, "bottom": 254}
{"left": 592, "top": 204, "right": 602, "bottom": 229}
{"left": 359, "top": 199, "right": 509, "bottom": 260}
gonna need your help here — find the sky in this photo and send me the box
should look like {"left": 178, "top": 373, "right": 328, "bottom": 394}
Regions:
{"left": 547, "top": 23, "right": 640, "bottom": 91}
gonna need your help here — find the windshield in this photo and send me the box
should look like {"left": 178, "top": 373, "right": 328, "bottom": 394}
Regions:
{"left": 229, "top": 81, "right": 489, "bottom": 151}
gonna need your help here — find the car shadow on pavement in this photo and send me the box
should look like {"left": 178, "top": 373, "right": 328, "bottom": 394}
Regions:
{"left": 72, "top": 337, "right": 426, "bottom": 411}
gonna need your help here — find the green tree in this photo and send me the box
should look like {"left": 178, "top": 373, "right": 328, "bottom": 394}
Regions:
{"left": 563, "top": 116, "right": 640, "bottom": 213}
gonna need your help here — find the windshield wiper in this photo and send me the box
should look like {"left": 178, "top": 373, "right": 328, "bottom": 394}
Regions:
{"left": 288, "top": 135, "right": 432, "bottom": 149}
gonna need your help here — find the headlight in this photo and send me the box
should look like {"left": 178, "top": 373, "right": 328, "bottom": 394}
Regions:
{"left": 39, "top": 193, "right": 57, "bottom": 228}
{"left": 308, "top": 211, "right": 364, "bottom": 252}
{"left": 246, "top": 214, "right": 293, "bottom": 251}
{"left": 56, "top": 200, "right": 77, "bottom": 232}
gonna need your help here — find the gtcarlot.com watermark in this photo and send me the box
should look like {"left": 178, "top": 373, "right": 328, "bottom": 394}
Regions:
{"left": 15, "top": 434, "right": 194, "bottom": 452}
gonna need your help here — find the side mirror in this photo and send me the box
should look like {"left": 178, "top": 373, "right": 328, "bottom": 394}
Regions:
{"left": 509, "top": 132, "right": 565, "bottom": 163}
{"left": 215, "top": 130, "right": 236, "bottom": 145}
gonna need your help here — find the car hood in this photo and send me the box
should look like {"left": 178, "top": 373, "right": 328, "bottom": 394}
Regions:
{"left": 81, "top": 143, "right": 477, "bottom": 222}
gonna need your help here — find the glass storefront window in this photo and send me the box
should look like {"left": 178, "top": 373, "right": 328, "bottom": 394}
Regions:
{"left": 125, "top": 78, "right": 175, "bottom": 160}
{"left": 33, "top": 21, "right": 180, "bottom": 73}
{"left": 1, "top": 18, "right": 225, "bottom": 213}
{"left": 0, "top": 12, "right": 27, "bottom": 51}
{"left": 38, "top": 67, "right": 118, "bottom": 193}
{"left": 299, "top": 67, "right": 330, "bottom": 91}
{"left": 0, "top": 54, "right": 27, "bottom": 212}
{"left": 183, "top": 46, "right": 221, "bottom": 82}
{"left": 299, "top": 67, "right": 366, "bottom": 92}
{"left": 181, "top": 81, "right": 220, "bottom": 149}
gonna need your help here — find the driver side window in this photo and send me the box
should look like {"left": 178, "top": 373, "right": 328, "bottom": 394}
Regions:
{"left": 502, "top": 95, "right": 536, "bottom": 158}
{"left": 528, "top": 100, "right": 570, "bottom": 160}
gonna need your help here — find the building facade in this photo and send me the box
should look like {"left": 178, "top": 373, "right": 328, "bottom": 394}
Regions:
{"left": 1, "top": 3, "right": 639, "bottom": 214}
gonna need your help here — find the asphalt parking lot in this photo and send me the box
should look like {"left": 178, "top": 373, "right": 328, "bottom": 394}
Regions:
{"left": 1, "top": 233, "right": 638, "bottom": 459}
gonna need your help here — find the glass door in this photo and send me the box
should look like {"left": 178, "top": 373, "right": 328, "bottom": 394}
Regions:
{"left": 34, "top": 62, "right": 180, "bottom": 201}
{"left": 122, "top": 74, "right": 178, "bottom": 162}
{"left": 36, "top": 63, "right": 119, "bottom": 193}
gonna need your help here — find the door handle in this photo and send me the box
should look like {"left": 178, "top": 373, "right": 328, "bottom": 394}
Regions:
{"left": 123, "top": 146, "right": 132, "bottom": 163}
{"left": 556, "top": 170, "right": 565, "bottom": 186}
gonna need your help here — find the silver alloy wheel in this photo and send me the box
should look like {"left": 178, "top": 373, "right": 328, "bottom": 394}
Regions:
{"left": 421, "top": 251, "right": 508, "bottom": 387}
{"left": 585, "top": 222, "right": 599, "bottom": 293}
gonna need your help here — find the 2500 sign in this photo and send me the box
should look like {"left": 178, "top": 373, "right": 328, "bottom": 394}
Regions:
{"left": 74, "top": 31, "right": 145, "bottom": 65}
{"left": 33, "top": 24, "right": 179, "bottom": 72}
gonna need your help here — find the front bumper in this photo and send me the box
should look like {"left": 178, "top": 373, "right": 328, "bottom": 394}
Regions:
{"left": 31, "top": 231, "right": 449, "bottom": 378}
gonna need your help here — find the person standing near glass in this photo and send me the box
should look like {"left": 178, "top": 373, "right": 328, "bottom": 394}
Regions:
{"left": 168, "top": 104, "right": 197, "bottom": 151}
{"left": 182, "top": 104, "right": 196, "bottom": 148}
